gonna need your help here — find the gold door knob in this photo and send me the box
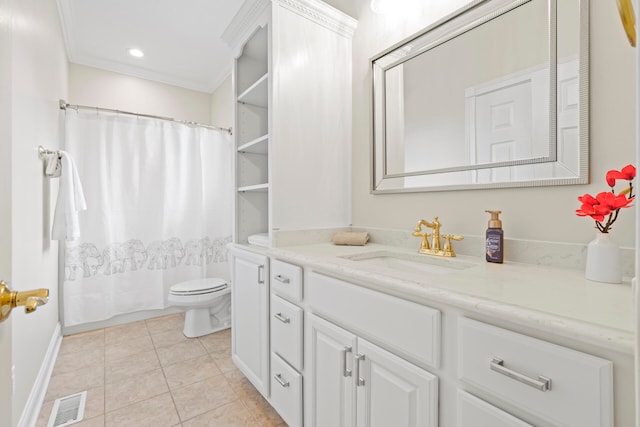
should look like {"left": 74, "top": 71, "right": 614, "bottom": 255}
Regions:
{"left": 0, "top": 280, "right": 49, "bottom": 322}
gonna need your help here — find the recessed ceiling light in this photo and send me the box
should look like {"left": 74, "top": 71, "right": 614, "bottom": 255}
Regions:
{"left": 128, "top": 48, "right": 144, "bottom": 58}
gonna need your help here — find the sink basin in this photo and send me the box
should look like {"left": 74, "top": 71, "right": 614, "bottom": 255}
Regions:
{"left": 340, "top": 251, "right": 476, "bottom": 276}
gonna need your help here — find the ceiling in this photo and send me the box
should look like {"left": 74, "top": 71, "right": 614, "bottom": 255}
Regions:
{"left": 57, "top": 0, "right": 245, "bottom": 93}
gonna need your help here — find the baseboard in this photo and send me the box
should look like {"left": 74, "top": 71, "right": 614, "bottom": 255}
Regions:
{"left": 62, "top": 306, "right": 183, "bottom": 336}
{"left": 18, "top": 322, "right": 62, "bottom": 427}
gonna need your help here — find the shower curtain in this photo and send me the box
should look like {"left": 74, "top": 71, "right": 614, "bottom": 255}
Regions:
{"left": 61, "top": 110, "right": 232, "bottom": 327}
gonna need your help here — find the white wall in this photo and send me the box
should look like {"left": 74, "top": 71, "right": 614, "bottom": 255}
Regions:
{"left": 68, "top": 63, "right": 213, "bottom": 125}
{"left": 211, "top": 74, "right": 233, "bottom": 129}
{"left": 7, "top": 0, "right": 68, "bottom": 424}
{"left": 342, "top": 0, "right": 636, "bottom": 247}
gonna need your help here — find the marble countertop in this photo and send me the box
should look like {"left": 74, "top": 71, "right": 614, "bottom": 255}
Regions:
{"left": 237, "top": 242, "right": 635, "bottom": 354}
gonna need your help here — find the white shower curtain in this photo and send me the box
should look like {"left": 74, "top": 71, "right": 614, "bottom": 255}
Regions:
{"left": 61, "top": 111, "right": 232, "bottom": 327}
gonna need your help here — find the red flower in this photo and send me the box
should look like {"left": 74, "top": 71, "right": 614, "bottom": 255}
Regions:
{"left": 606, "top": 164, "right": 636, "bottom": 187}
{"left": 596, "top": 191, "right": 634, "bottom": 210}
{"left": 576, "top": 197, "right": 610, "bottom": 222}
{"left": 577, "top": 165, "right": 635, "bottom": 233}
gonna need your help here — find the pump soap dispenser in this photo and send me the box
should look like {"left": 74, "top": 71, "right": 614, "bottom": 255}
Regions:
{"left": 485, "top": 210, "right": 503, "bottom": 263}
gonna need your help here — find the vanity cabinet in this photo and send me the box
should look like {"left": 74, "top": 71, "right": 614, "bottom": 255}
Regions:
{"left": 228, "top": 246, "right": 270, "bottom": 397}
{"left": 309, "top": 314, "right": 438, "bottom": 427}
{"left": 458, "top": 317, "right": 613, "bottom": 427}
{"left": 223, "top": 0, "right": 357, "bottom": 245}
{"left": 307, "top": 272, "right": 440, "bottom": 427}
{"left": 270, "top": 259, "right": 305, "bottom": 426}
{"left": 230, "top": 247, "right": 627, "bottom": 426}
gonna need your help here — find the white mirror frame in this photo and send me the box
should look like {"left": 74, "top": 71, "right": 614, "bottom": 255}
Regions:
{"left": 371, "top": 0, "right": 589, "bottom": 193}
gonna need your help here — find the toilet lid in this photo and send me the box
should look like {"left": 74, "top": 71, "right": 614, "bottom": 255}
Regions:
{"left": 170, "top": 278, "right": 227, "bottom": 295}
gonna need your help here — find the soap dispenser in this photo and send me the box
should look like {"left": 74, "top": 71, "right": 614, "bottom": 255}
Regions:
{"left": 485, "top": 210, "right": 503, "bottom": 263}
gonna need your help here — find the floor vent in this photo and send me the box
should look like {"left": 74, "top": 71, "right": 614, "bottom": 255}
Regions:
{"left": 47, "top": 391, "right": 87, "bottom": 427}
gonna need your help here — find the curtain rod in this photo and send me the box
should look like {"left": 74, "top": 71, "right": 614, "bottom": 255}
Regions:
{"left": 59, "top": 99, "right": 232, "bottom": 135}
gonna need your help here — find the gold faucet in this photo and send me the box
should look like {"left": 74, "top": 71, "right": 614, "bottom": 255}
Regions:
{"left": 413, "top": 217, "right": 463, "bottom": 257}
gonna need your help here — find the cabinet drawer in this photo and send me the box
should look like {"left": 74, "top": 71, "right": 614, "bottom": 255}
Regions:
{"left": 308, "top": 272, "right": 440, "bottom": 368}
{"left": 457, "top": 390, "right": 532, "bottom": 427}
{"left": 271, "top": 259, "right": 303, "bottom": 303}
{"left": 458, "top": 318, "right": 612, "bottom": 427}
{"left": 270, "top": 353, "right": 303, "bottom": 427}
{"left": 271, "top": 294, "right": 303, "bottom": 370}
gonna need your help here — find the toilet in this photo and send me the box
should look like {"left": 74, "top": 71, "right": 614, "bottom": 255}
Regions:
{"left": 168, "top": 278, "right": 231, "bottom": 338}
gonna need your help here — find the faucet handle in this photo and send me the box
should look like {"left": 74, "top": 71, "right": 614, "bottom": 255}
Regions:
{"left": 412, "top": 230, "right": 431, "bottom": 251}
{"left": 442, "top": 234, "right": 464, "bottom": 257}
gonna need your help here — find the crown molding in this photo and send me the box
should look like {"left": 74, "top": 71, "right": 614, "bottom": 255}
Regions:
{"left": 272, "top": 0, "right": 357, "bottom": 38}
{"left": 221, "top": 0, "right": 270, "bottom": 57}
{"left": 222, "top": 0, "right": 358, "bottom": 56}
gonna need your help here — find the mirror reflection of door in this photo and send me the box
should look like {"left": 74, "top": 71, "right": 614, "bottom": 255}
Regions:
{"left": 468, "top": 66, "right": 548, "bottom": 183}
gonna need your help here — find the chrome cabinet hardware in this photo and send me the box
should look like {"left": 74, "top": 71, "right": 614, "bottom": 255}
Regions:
{"left": 0, "top": 280, "right": 49, "bottom": 322}
{"left": 274, "top": 274, "right": 290, "bottom": 284}
{"left": 258, "top": 265, "right": 264, "bottom": 284}
{"left": 274, "top": 312, "right": 291, "bottom": 324}
{"left": 490, "top": 357, "right": 552, "bottom": 392}
{"left": 274, "top": 373, "right": 290, "bottom": 388}
{"left": 342, "top": 346, "right": 352, "bottom": 377}
{"left": 355, "top": 353, "right": 366, "bottom": 386}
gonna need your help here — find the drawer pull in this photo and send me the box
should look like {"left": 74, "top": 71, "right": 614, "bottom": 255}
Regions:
{"left": 274, "top": 373, "right": 290, "bottom": 388}
{"left": 355, "top": 353, "right": 365, "bottom": 386}
{"left": 342, "top": 346, "right": 352, "bottom": 377}
{"left": 273, "top": 312, "right": 290, "bottom": 324}
{"left": 274, "top": 274, "right": 290, "bottom": 284}
{"left": 490, "top": 357, "right": 552, "bottom": 392}
{"left": 258, "top": 265, "right": 265, "bottom": 284}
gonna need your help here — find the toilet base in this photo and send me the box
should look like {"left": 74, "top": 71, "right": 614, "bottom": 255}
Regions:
{"left": 183, "top": 308, "right": 231, "bottom": 338}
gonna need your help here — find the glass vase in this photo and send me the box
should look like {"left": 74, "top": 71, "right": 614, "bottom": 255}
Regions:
{"left": 585, "top": 232, "right": 622, "bottom": 284}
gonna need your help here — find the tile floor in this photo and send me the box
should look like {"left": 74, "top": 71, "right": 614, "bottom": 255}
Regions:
{"left": 36, "top": 313, "right": 285, "bottom": 427}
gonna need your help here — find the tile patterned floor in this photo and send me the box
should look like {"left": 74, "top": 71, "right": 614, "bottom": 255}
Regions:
{"left": 36, "top": 313, "right": 285, "bottom": 427}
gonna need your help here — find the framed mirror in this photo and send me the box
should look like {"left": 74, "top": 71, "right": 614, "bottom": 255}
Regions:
{"left": 371, "top": 0, "right": 589, "bottom": 193}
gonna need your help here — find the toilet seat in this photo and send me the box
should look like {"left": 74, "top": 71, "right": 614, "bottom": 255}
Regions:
{"left": 169, "top": 278, "right": 227, "bottom": 296}
{"left": 168, "top": 277, "right": 232, "bottom": 338}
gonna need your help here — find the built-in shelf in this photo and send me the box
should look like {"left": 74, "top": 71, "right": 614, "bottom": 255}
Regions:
{"left": 238, "top": 134, "right": 269, "bottom": 154}
{"left": 238, "top": 73, "right": 268, "bottom": 107}
{"left": 238, "top": 183, "right": 269, "bottom": 192}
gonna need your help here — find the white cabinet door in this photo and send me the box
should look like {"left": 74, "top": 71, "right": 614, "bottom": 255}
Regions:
{"left": 309, "top": 314, "right": 357, "bottom": 427}
{"left": 356, "top": 338, "right": 438, "bottom": 427}
{"left": 230, "top": 247, "right": 270, "bottom": 397}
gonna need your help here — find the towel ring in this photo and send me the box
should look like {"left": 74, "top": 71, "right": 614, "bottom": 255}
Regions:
{"left": 38, "top": 145, "right": 62, "bottom": 178}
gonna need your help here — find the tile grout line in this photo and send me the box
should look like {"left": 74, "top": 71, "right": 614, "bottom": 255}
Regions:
{"left": 154, "top": 322, "right": 183, "bottom": 425}
{"left": 200, "top": 334, "right": 263, "bottom": 427}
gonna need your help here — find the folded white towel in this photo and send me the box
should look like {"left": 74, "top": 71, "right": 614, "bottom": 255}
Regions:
{"left": 248, "top": 233, "right": 269, "bottom": 247}
{"left": 52, "top": 151, "right": 87, "bottom": 241}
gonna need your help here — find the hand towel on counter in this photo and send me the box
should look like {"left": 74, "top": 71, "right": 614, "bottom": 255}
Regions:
{"left": 248, "top": 233, "right": 270, "bottom": 247}
{"left": 52, "top": 151, "right": 87, "bottom": 241}
{"left": 332, "top": 231, "right": 370, "bottom": 246}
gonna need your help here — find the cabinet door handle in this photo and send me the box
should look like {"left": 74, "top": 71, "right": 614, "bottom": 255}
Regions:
{"left": 342, "top": 346, "right": 352, "bottom": 377}
{"left": 274, "top": 373, "right": 290, "bottom": 388}
{"left": 273, "top": 312, "right": 290, "bottom": 324}
{"left": 490, "top": 357, "right": 552, "bottom": 392}
{"left": 274, "top": 274, "right": 290, "bottom": 284}
{"left": 355, "top": 353, "right": 365, "bottom": 386}
{"left": 258, "top": 265, "right": 264, "bottom": 284}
